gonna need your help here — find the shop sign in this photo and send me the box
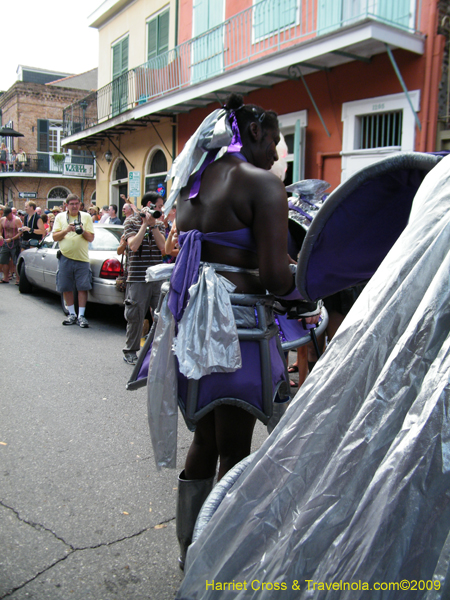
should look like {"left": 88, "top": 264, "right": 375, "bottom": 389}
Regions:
{"left": 63, "top": 163, "right": 94, "bottom": 177}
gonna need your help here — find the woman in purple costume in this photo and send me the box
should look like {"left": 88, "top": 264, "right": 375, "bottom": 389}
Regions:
{"left": 173, "top": 94, "right": 317, "bottom": 567}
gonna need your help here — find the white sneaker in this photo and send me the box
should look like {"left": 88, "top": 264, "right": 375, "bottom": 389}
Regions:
{"left": 77, "top": 316, "right": 89, "bottom": 328}
{"left": 62, "top": 314, "right": 77, "bottom": 326}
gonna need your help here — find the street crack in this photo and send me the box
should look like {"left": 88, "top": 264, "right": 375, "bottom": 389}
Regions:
{"left": 0, "top": 500, "right": 175, "bottom": 598}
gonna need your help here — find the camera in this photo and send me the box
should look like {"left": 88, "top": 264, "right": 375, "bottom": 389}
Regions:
{"left": 140, "top": 204, "right": 161, "bottom": 219}
{"left": 73, "top": 218, "right": 83, "bottom": 235}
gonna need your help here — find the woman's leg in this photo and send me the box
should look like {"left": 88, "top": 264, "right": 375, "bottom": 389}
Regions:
{"left": 177, "top": 410, "right": 218, "bottom": 568}
{"left": 184, "top": 410, "right": 218, "bottom": 480}
{"left": 214, "top": 405, "right": 257, "bottom": 480}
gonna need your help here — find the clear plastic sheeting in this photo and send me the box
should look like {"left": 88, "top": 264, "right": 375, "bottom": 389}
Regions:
{"left": 177, "top": 155, "right": 450, "bottom": 599}
{"left": 146, "top": 297, "right": 178, "bottom": 470}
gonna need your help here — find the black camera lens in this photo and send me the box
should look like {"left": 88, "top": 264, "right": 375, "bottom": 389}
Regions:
{"left": 140, "top": 208, "right": 161, "bottom": 219}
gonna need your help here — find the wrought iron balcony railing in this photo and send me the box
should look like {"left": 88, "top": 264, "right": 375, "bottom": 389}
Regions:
{"left": 5, "top": 153, "right": 95, "bottom": 176}
{"left": 63, "top": 0, "right": 420, "bottom": 138}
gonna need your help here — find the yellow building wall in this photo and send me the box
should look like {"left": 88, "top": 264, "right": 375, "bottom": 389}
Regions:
{"left": 94, "top": 117, "right": 174, "bottom": 208}
{"left": 96, "top": 0, "right": 177, "bottom": 89}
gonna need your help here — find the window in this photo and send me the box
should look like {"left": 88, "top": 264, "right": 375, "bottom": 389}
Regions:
{"left": 147, "top": 9, "right": 169, "bottom": 64}
{"left": 112, "top": 36, "right": 129, "bottom": 115}
{"left": 47, "top": 187, "right": 70, "bottom": 209}
{"left": 115, "top": 159, "right": 128, "bottom": 181}
{"left": 48, "top": 121, "right": 64, "bottom": 153}
{"left": 358, "top": 111, "right": 403, "bottom": 149}
{"left": 341, "top": 91, "right": 420, "bottom": 181}
{"left": 48, "top": 187, "right": 69, "bottom": 199}
{"left": 277, "top": 110, "right": 308, "bottom": 185}
{"left": 145, "top": 149, "right": 168, "bottom": 197}
{"left": 4, "top": 119, "right": 14, "bottom": 153}
{"left": 253, "top": 0, "right": 297, "bottom": 39}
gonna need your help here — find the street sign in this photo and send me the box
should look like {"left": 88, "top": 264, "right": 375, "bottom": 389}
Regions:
{"left": 19, "top": 192, "right": 37, "bottom": 199}
{"left": 129, "top": 171, "right": 141, "bottom": 197}
{"left": 63, "top": 163, "right": 94, "bottom": 177}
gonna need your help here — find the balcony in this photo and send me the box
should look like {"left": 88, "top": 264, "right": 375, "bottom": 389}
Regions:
{"left": 63, "top": 0, "right": 423, "bottom": 140}
{"left": 2, "top": 153, "right": 95, "bottom": 177}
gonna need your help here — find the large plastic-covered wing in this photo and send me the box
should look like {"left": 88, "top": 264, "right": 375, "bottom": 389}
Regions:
{"left": 297, "top": 152, "right": 442, "bottom": 301}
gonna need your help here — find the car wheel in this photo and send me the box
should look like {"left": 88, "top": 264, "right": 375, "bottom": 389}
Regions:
{"left": 18, "top": 262, "right": 33, "bottom": 294}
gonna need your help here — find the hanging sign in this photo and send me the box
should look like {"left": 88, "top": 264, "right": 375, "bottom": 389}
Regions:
{"left": 63, "top": 163, "right": 94, "bottom": 177}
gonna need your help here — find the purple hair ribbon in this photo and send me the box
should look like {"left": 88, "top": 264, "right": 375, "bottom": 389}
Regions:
{"left": 227, "top": 110, "right": 243, "bottom": 154}
{"left": 188, "top": 149, "right": 219, "bottom": 199}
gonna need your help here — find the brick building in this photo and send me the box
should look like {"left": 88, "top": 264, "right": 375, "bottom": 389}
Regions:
{"left": 0, "top": 66, "right": 98, "bottom": 209}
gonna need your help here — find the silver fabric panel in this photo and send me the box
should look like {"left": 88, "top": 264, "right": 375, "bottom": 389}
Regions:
{"left": 146, "top": 297, "right": 178, "bottom": 470}
{"left": 177, "top": 155, "right": 450, "bottom": 599}
{"left": 174, "top": 264, "right": 241, "bottom": 380}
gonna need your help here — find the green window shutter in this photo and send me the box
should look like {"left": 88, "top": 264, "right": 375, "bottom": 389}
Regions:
{"left": 280, "top": 0, "right": 297, "bottom": 28}
{"left": 148, "top": 10, "right": 169, "bottom": 62}
{"left": 112, "top": 43, "right": 122, "bottom": 79}
{"left": 158, "top": 10, "right": 169, "bottom": 54}
{"left": 112, "top": 37, "right": 129, "bottom": 116}
{"left": 193, "top": 0, "right": 209, "bottom": 36}
{"left": 377, "top": 0, "right": 410, "bottom": 26}
{"left": 148, "top": 19, "right": 157, "bottom": 61}
{"left": 37, "top": 119, "right": 49, "bottom": 152}
{"left": 121, "top": 36, "right": 129, "bottom": 73}
{"left": 317, "top": 0, "right": 342, "bottom": 34}
{"left": 112, "top": 37, "right": 128, "bottom": 78}
{"left": 254, "top": 0, "right": 296, "bottom": 39}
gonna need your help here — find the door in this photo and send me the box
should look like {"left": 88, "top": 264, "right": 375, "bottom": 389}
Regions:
{"left": 191, "top": 0, "right": 224, "bottom": 83}
{"left": 41, "top": 237, "right": 59, "bottom": 290}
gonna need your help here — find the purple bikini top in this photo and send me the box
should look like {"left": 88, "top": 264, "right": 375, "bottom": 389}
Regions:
{"left": 168, "top": 228, "right": 256, "bottom": 322}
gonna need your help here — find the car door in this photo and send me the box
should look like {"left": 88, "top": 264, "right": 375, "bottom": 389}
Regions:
{"left": 22, "top": 242, "right": 48, "bottom": 287}
{"left": 40, "top": 234, "right": 59, "bottom": 290}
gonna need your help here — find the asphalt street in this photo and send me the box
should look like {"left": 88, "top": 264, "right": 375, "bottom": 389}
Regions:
{"left": 0, "top": 282, "right": 270, "bottom": 599}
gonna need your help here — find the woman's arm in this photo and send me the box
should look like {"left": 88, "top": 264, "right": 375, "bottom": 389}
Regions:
{"left": 251, "top": 173, "right": 294, "bottom": 296}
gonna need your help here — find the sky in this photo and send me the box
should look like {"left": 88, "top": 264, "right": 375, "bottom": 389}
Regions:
{"left": 0, "top": 0, "right": 101, "bottom": 91}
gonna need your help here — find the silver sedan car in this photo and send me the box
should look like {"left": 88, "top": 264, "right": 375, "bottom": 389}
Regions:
{"left": 17, "top": 225, "right": 125, "bottom": 310}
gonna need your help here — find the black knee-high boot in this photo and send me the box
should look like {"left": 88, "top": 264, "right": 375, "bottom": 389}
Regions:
{"left": 176, "top": 470, "right": 214, "bottom": 570}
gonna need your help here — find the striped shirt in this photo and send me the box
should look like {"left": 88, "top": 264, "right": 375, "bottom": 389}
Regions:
{"left": 124, "top": 213, "right": 163, "bottom": 283}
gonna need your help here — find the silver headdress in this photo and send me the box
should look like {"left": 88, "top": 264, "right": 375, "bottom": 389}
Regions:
{"left": 164, "top": 107, "right": 242, "bottom": 213}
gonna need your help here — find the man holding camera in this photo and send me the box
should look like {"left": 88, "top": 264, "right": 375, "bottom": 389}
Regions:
{"left": 122, "top": 191, "right": 166, "bottom": 364}
{"left": 52, "top": 193, "right": 95, "bottom": 328}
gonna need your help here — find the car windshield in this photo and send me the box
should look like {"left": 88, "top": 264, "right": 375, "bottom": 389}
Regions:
{"left": 89, "top": 227, "right": 122, "bottom": 251}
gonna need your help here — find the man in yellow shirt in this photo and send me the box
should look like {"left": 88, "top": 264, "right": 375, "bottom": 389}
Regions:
{"left": 52, "top": 194, "right": 95, "bottom": 328}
